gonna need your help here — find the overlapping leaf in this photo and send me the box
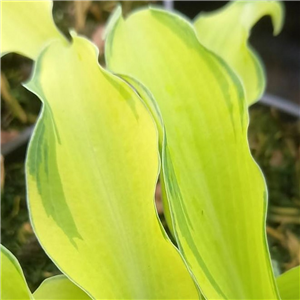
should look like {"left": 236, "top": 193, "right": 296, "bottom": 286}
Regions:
{"left": 1, "top": 245, "right": 88, "bottom": 300}
{"left": 276, "top": 267, "right": 300, "bottom": 300}
{"left": 194, "top": 1, "right": 284, "bottom": 105}
{"left": 1, "top": 245, "right": 33, "bottom": 300}
{"left": 2, "top": 2, "right": 199, "bottom": 299}
{"left": 115, "top": 74, "right": 174, "bottom": 230}
{"left": 106, "top": 7, "right": 279, "bottom": 299}
{"left": 25, "top": 35, "right": 198, "bottom": 299}
{"left": 34, "top": 275, "right": 91, "bottom": 300}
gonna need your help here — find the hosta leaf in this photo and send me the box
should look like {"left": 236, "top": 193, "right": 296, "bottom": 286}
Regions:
{"left": 194, "top": 1, "right": 284, "bottom": 105}
{"left": 1, "top": 246, "right": 91, "bottom": 300}
{"left": 105, "top": 7, "right": 279, "bottom": 299}
{"left": 34, "top": 275, "right": 91, "bottom": 300}
{"left": 1, "top": 0, "right": 64, "bottom": 59}
{"left": 0, "top": 245, "right": 33, "bottom": 300}
{"left": 25, "top": 35, "right": 199, "bottom": 299}
{"left": 277, "top": 267, "right": 300, "bottom": 300}
{"left": 117, "top": 74, "right": 174, "bottom": 235}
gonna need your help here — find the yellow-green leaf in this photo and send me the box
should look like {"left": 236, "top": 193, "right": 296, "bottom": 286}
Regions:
{"left": 117, "top": 74, "right": 174, "bottom": 235}
{"left": 105, "top": 7, "right": 279, "bottom": 299}
{"left": 0, "top": 245, "right": 33, "bottom": 300}
{"left": 34, "top": 275, "right": 91, "bottom": 300}
{"left": 25, "top": 35, "right": 199, "bottom": 299}
{"left": 277, "top": 267, "right": 300, "bottom": 300}
{"left": 194, "top": 1, "right": 284, "bottom": 105}
{"left": 1, "top": 0, "right": 65, "bottom": 59}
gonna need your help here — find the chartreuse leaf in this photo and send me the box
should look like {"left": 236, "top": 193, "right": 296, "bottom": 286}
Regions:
{"left": 1, "top": 245, "right": 91, "bottom": 300}
{"left": 118, "top": 74, "right": 174, "bottom": 235}
{"left": 194, "top": 1, "right": 284, "bottom": 105}
{"left": 276, "top": 267, "right": 300, "bottom": 300}
{"left": 34, "top": 275, "right": 91, "bottom": 300}
{"left": 1, "top": 0, "right": 64, "bottom": 59}
{"left": 1, "top": 245, "right": 33, "bottom": 300}
{"left": 25, "top": 35, "right": 199, "bottom": 299}
{"left": 105, "top": 7, "right": 279, "bottom": 299}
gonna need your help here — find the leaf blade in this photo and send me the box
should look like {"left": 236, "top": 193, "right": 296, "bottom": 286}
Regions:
{"left": 277, "top": 267, "right": 300, "bottom": 300}
{"left": 105, "top": 7, "right": 279, "bottom": 299}
{"left": 0, "top": 245, "right": 33, "bottom": 300}
{"left": 34, "top": 275, "right": 91, "bottom": 300}
{"left": 194, "top": 1, "right": 284, "bottom": 105}
{"left": 25, "top": 35, "right": 199, "bottom": 299}
{"left": 1, "top": 0, "right": 64, "bottom": 59}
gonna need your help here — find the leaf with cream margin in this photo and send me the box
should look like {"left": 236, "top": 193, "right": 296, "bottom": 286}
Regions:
{"left": 34, "top": 275, "right": 91, "bottom": 300}
{"left": 1, "top": 0, "right": 64, "bottom": 59}
{"left": 276, "top": 267, "right": 300, "bottom": 300}
{"left": 1, "top": 245, "right": 33, "bottom": 300}
{"left": 105, "top": 6, "right": 279, "bottom": 299}
{"left": 194, "top": 1, "right": 284, "bottom": 105}
{"left": 24, "top": 35, "right": 199, "bottom": 299}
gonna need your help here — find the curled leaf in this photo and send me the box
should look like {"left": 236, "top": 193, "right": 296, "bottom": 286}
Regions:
{"left": 194, "top": 1, "right": 284, "bottom": 104}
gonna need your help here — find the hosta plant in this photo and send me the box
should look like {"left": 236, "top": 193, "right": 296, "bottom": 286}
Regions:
{"left": 1, "top": 1, "right": 299, "bottom": 300}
